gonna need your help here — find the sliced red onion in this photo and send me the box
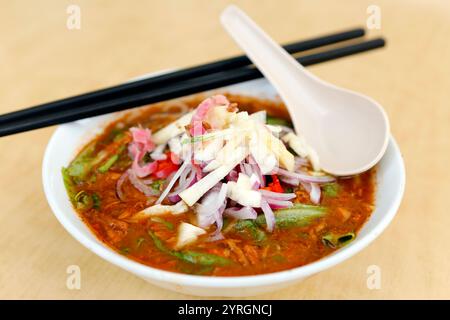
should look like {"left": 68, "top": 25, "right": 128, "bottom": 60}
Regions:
{"left": 167, "top": 194, "right": 181, "bottom": 203}
{"left": 116, "top": 170, "right": 129, "bottom": 201}
{"left": 207, "top": 232, "right": 225, "bottom": 242}
{"left": 212, "top": 200, "right": 227, "bottom": 237}
{"left": 155, "top": 157, "right": 191, "bottom": 205}
{"left": 260, "top": 198, "right": 275, "bottom": 232}
{"left": 224, "top": 206, "right": 257, "bottom": 220}
{"left": 128, "top": 169, "right": 160, "bottom": 196}
{"left": 294, "top": 156, "right": 309, "bottom": 167}
{"left": 226, "top": 168, "right": 239, "bottom": 182}
{"left": 251, "top": 163, "right": 265, "bottom": 187}
{"left": 197, "top": 183, "right": 227, "bottom": 230}
{"left": 167, "top": 167, "right": 197, "bottom": 203}
{"left": 259, "top": 189, "right": 296, "bottom": 200}
{"left": 301, "top": 182, "right": 312, "bottom": 193}
{"left": 309, "top": 183, "right": 321, "bottom": 204}
{"left": 274, "top": 167, "right": 335, "bottom": 184}
{"left": 264, "top": 198, "right": 293, "bottom": 209}
{"left": 279, "top": 176, "right": 300, "bottom": 186}
{"left": 249, "top": 174, "right": 260, "bottom": 190}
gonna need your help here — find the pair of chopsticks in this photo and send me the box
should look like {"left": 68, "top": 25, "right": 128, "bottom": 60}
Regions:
{"left": 0, "top": 28, "right": 385, "bottom": 137}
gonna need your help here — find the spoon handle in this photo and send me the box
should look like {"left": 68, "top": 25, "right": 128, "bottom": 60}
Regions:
{"left": 220, "top": 5, "right": 320, "bottom": 132}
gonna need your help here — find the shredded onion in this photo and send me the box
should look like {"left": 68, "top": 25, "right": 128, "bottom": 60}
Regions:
{"left": 259, "top": 189, "right": 296, "bottom": 200}
{"left": 128, "top": 169, "right": 160, "bottom": 196}
{"left": 274, "top": 167, "right": 335, "bottom": 184}
{"left": 155, "top": 157, "right": 191, "bottom": 205}
{"left": 310, "top": 183, "right": 321, "bottom": 204}
{"left": 167, "top": 166, "right": 197, "bottom": 203}
{"left": 264, "top": 198, "right": 293, "bottom": 209}
{"left": 260, "top": 198, "right": 275, "bottom": 232}
{"left": 197, "top": 183, "right": 227, "bottom": 230}
{"left": 224, "top": 206, "right": 257, "bottom": 220}
{"left": 279, "top": 176, "right": 300, "bottom": 186}
{"left": 116, "top": 170, "right": 129, "bottom": 201}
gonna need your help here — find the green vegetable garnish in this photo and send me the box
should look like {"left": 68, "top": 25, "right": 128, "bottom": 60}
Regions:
{"left": 92, "top": 193, "right": 101, "bottom": 209}
{"left": 120, "top": 247, "right": 130, "bottom": 255}
{"left": 322, "top": 183, "right": 340, "bottom": 197}
{"left": 321, "top": 232, "right": 356, "bottom": 249}
{"left": 272, "top": 255, "right": 286, "bottom": 263}
{"left": 150, "top": 217, "right": 174, "bottom": 230}
{"left": 148, "top": 231, "right": 231, "bottom": 266}
{"left": 136, "top": 237, "right": 145, "bottom": 248}
{"left": 173, "top": 251, "right": 231, "bottom": 266}
{"left": 62, "top": 167, "right": 76, "bottom": 203}
{"left": 266, "top": 115, "right": 293, "bottom": 127}
{"left": 149, "top": 180, "right": 165, "bottom": 192}
{"left": 74, "top": 190, "right": 93, "bottom": 210}
{"left": 98, "top": 154, "right": 119, "bottom": 173}
{"left": 66, "top": 141, "right": 96, "bottom": 181}
{"left": 234, "top": 220, "right": 267, "bottom": 243}
{"left": 255, "top": 203, "right": 327, "bottom": 228}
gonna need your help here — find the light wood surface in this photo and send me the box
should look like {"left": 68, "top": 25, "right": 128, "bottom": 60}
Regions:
{"left": 0, "top": 0, "right": 449, "bottom": 299}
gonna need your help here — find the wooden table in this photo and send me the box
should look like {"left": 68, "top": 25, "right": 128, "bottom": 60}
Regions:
{"left": 1, "top": 0, "right": 449, "bottom": 299}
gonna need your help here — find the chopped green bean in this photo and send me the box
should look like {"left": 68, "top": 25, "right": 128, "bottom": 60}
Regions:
{"left": 323, "top": 183, "right": 340, "bottom": 197}
{"left": 147, "top": 230, "right": 232, "bottom": 266}
{"left": 136, "top": 237, "right": 145, "bottom": 248}
{"left": 119, "top": 247, "right": 130, "bottom": 255}
{"left": 266, "top": 115, "right": 293, "bottom": 127}
{"left": 234, "top": 220, "right": 267, "bottom": 243}
{"left": 62, "top": 167, "right": 76, "bottom": 203}
{"left": 98, "top": 154, "right": 119, "bottom": 173}
{"left": 322, "top": 232, "right": 356, "bottom": 248}
{"left": 255, "top": 203, "right": 327, "bottom": 228}
{"left": 150, "top": 217, "right": 174, "bottom": 230}
{"left": 149, "top": 179, "right": 165, "bottom": 192}
{"left": 92, "top": 193, "right": 101, "bottom": 210}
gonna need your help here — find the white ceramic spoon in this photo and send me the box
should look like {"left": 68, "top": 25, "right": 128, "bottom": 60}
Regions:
{"left": 220, "top": 5, "right": 389, "bottom": 176}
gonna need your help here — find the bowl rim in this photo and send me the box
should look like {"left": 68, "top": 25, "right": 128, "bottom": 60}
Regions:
{"left": 42, "top": 97, "right": 405, "bottom": 290}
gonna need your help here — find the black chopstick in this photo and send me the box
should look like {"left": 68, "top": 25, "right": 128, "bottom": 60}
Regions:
{"left": 0, "top": 28, "right": 364, "bottom": 125}
{"left": 0, "top": 38, "right": 385, "bottom": 137}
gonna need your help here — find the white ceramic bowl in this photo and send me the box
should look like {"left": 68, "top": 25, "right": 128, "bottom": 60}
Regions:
{"left": 42, "top": 77, "right": 405, "bottom": 297}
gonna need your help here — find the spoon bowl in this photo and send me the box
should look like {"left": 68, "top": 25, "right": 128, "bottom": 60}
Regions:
{"left": 220, "top": 5, "right": 389, "bottom": 176}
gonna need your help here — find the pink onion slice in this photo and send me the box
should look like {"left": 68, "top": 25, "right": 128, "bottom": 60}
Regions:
{"left": 128, "top": 127, "right": 158, "bottom": 178}
{"left": 224, "top": 206, "right": 258, "bottom": 220}
{"left": 260, "top": 198, "right": 276, "bottom": 232}
{"left": 189, "top": 95, "right": 229, "bottom": 136}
